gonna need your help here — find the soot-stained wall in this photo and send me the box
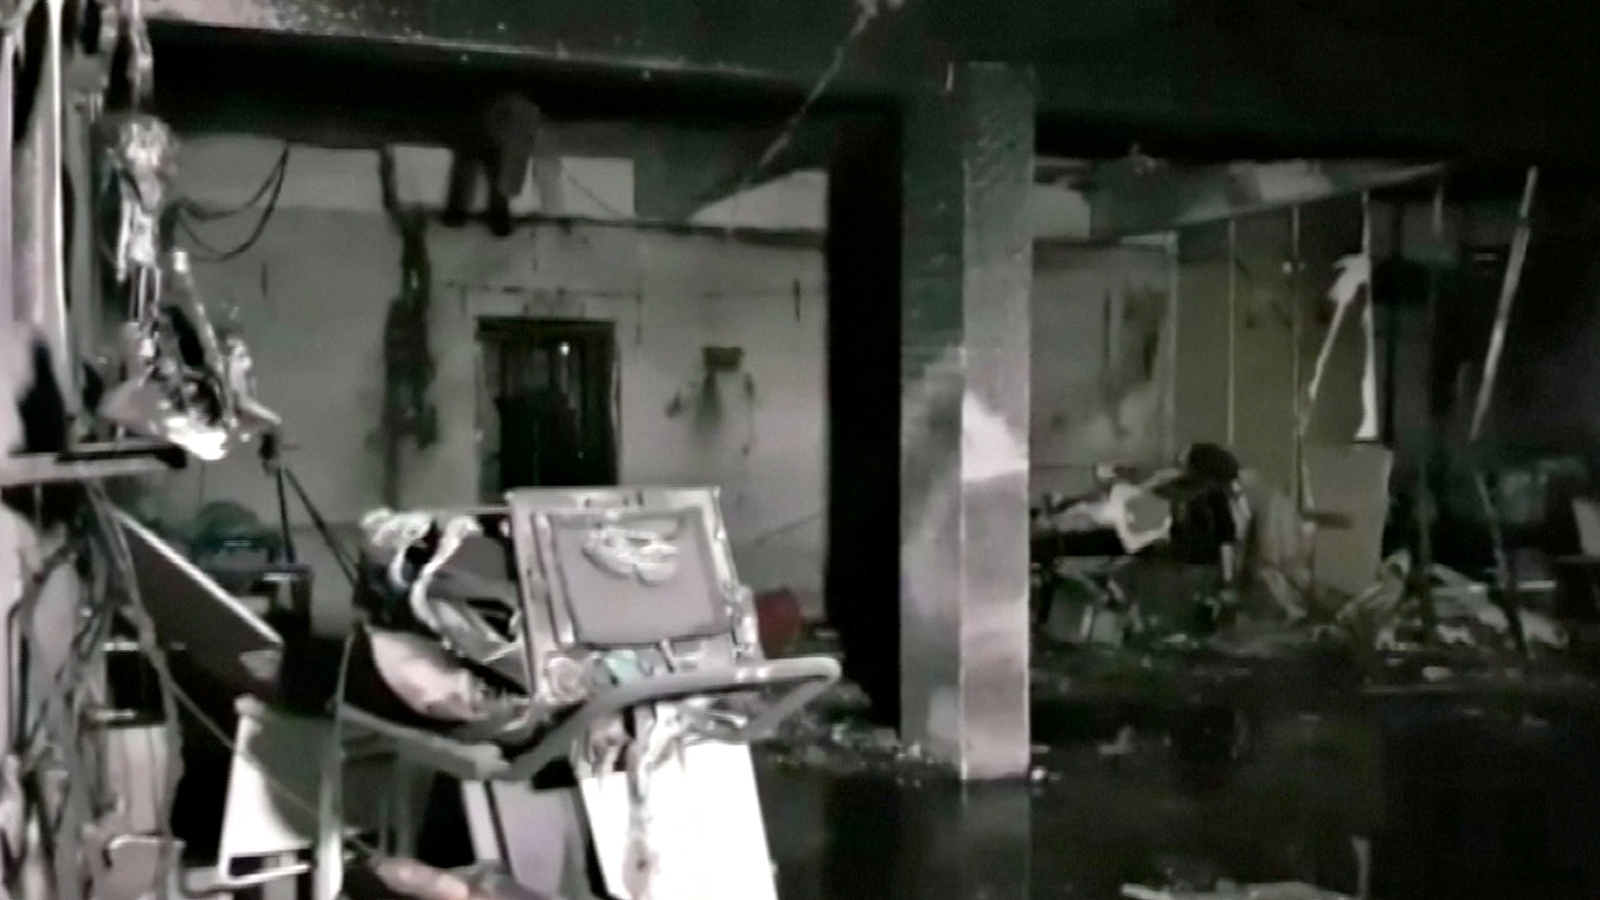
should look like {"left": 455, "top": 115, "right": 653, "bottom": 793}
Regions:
{"left": 145, "top": 136, "right": 1184, "bottom": 624}
{"left": 146, "top": 138, "right": 828, "bottom": 614}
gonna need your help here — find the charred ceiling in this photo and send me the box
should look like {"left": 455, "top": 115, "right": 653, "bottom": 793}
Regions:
{"left": 146, "top": 0, "right": 1600, "bottom": 164}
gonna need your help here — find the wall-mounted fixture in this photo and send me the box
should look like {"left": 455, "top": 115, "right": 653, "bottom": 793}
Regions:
{"left": 666, "top": 346, "right": 753, "bottom": 434}
{"left": 702, "top": 345, "right": 745, "bottom": 372}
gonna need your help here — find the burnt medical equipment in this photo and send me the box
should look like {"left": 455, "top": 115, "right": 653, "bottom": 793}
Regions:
{"left": 116, "top": 487, "right": 838, "bottom": 900}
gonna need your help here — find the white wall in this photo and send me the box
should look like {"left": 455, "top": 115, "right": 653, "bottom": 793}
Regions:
{"left": 1030, "top": 241, "right": 1176, "bottom": 496}
{"left": 150, "top": 136, "right": 1124, "bottom": 619}
{"left": 152, "top": 139, "right": 825, "bottom": 614}
{"left": 691, "top": 169, "right": 1093, "bottom": 238}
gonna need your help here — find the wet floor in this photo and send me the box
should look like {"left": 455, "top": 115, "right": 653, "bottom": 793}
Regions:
{"left": 756, "top": 681, "right": 1600, "bottom": 900}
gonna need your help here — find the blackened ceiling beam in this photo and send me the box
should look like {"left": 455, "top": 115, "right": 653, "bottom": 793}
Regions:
{"left": 146, "top": 0, "right": 1600, "bottom": 164}
{"left": 150, "top": 27, "right": 839, "bottom": 221}
{"left": 148, "top": 21, "right": 856, "bottom": 140}
{"left": 144, "top": 0, "right": 932, "bottom": 96}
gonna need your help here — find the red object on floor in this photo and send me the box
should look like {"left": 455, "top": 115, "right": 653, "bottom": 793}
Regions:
{"left": 754, "top": 587, "right": 804, "bottom": 657}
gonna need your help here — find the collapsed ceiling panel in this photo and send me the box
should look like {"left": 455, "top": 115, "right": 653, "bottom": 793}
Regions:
{"left": 1085, "top": 159, "right": 1445, "bottom": 239}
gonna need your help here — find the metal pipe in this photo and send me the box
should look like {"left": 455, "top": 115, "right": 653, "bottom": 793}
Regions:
{"left": 1383, "top": 201, "right": 1404, "bottom": 442}
{"left": 1, "top": 32, "right": 14, "bottom": 329}
{"left": 1414, "top": 179, "right": 1445, "bottom": 634}
{"left": 1357, "top": 191, "right": 1379, "bottom": 441}
{"left": 1468, "top": 166, "right": 1539, "bottom": 442}
{"left": 41, "top": 0, "right": 72, "bottom": 412}
{"left": 1289, "top": 205, "right": 1303, "bottom": 510}
{"left": 1164, "top": 230, "right": 1180, "bottom": 460}
{"left": 1226, "top": 216, "right": 1238, "bottom": 445}
{"left": 1301, "top": 204, "right": 1370, "bottom": 452}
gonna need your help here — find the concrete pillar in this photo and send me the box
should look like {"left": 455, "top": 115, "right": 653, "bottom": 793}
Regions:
{"left": 899, "top": 64, "right": 1035, "bottom": 781}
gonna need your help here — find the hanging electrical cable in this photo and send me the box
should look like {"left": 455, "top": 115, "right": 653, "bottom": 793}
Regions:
{"left": 174, "top": 145, "right": 290, "bottom": 262}
{"left": 179, "top": 143, "right": 290, "bottom": 221}
{"left": 373, "top": 146, "right": 439, "bottom": 507}
{"left": 86, "top": 485, "right": 184, "bottom": 852}
{"left": 723, "top": 0, "right": 905, "bottom": 229}
{"left": 6, "top": 538, "right": 82, "bottom": 748}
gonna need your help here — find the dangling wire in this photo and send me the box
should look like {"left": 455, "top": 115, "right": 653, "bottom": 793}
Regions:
{"left": 158, "top": 656, "right": 381, "bottom": 860}
{"left": 1468, "top": 165, "right": 1539, "bottom": 442}
{"left": 723, "top": 0, "right": 904, "bottom": 230}
{"left": 174, "top": 147, "right": 290, "bottom": 262}
{"left": 274, "top": 461, "right": 357, "bottom": 586}
{"left": 6, "top": 539, "right": 83, "bottom": 753}
{"left": 84, "top": 485, "right": 381, "bottom": 868}
{"left": 86, "top": 484, "right": 184, "bottom": 850}
{"left": 178, "top": 144, "right": 289, "bottom": 221}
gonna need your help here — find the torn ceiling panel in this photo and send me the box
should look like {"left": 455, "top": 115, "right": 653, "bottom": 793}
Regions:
{"left": 692, "top": 171, "right": 827, "bottom": 230}
{"left": 634, "top": 119, "right": 835, "bottom": 223}
{"left": 633, "top": 126, "right": 771, "bottom": 222}
{"left": 1085, "top": 160, "right": 1445, "bottom": 239}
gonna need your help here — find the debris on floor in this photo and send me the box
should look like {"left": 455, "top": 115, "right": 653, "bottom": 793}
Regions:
{"left": 765, "top": 679, "right": 940, "bottom": 774}
{"left": 1341, "top": 552, "right": 1567, "bottom": 656}
{"left": 1029, "top": 439, "right": 1578, "bottom": 689}
{"left": 346, "top": 857, "right": 557, "bottom": 900}
{"left": 1098, "top": 724, "right": 1138, "bottom": 758}
{"left": 1122, "top": 882, "right": 1357, "bottom": 900}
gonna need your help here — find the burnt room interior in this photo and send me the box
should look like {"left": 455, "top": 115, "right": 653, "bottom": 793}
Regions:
{"left": 9, "top": 2, "right": 1600, "bottom": 900}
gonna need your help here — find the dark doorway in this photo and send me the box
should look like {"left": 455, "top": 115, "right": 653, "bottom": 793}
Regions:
{"left": 476, "top": 318, "right": 619, "bottom": 500}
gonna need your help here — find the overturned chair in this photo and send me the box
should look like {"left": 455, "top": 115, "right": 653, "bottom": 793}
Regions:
{"left": 335, "top": 487, "right": 839, "bottom": 900}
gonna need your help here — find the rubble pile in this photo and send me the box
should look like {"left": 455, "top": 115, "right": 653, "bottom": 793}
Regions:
{"left": 1339, "top": 552, "right": 1567, "bottom": 658}
{"left": 1031, "top": 442, "right": 1582, "bottom": 684}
